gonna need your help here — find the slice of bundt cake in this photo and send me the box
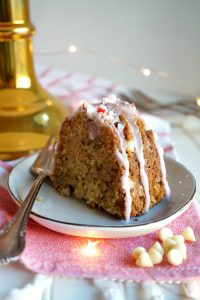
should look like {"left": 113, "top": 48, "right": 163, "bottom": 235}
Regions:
{"left": 51, "top": 97, "right": 170, "bottom": 222}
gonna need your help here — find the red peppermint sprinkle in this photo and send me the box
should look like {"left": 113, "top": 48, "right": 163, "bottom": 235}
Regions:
{"left": 96, "top": 107, "right": 108, "bottom": 114}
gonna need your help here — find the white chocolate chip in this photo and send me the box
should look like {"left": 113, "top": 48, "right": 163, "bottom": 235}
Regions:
{"left": 158, "top": 227, "right": 173, "bottom": 242}
{"left": 181, "top": 227, "right": 196, "bottom": 242}
{"left": 126, "top": 140, "right": 135, "bottom": 152}
{"left": 173, "top": 243, "right": 187, "bottom": 260}
{"left": 171, "top": 235, "right": 185, "bottom": 244}
{"left": 129, "top": 179, "right": 134, "bottom": 190}
{"left": 150, "top": 241, "right": 164, "bottom": 257}
{"left": 167, "top": 249, "right": 183, "bottom": 266}
{"left": 162, "top": 238, "right": 177, "bottom": 254}
{"left": 131, "top": 226, "right": 195, "bottom": 269}
{"left": 132, "top": 247, "right": 146, "bottom": 260}
{"left": 136, "top": 252, "right": 153, "bottom": 268}
{"left": 148, "top": 248, "right": 163, "bottom": 264}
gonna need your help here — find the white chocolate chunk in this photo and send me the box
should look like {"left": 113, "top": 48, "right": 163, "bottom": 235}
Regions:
{"left": 126, "top": 140, "right": 134, "bottom": 152}
{"left": 158, "top": 227, "right": 173, "bottom": 242}
{"left": 167, "top": 249, "right": 183, "bottom": 266}
{"left": 148, "top": 248, "right": 163, "bottom": 264}
{"left": 129, "top": 179, "right": 136, "bottom": 190}
{"left": 136, "top": 252, "right": 153, "bottom": 268}
{"left": 171, "top": 235, "right": 185, "bottom": 244}
{"left": 181, "top": 227, "right": 196, "bottom": 242}
{"left": 162, "top": 238, "right": 177, "bottom": 254}
{"left": 173, "top": 243, "right": 187, "bottom": 260}
{"left": 150, "top": 241, "right": 164, "bottom": 256}
{"left": 132, "top": 247, "right": 146, "bottom": 260}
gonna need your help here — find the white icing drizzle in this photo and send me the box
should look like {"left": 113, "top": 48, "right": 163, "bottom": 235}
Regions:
{"left": 102, "top": 98, "right": 151, "bottom": 213}
{"left": 114, "top": 122, "right": 132, "bottom": 222}
{"left": 154, "top": 135, "right": 171, "bottom": 198}
{"left": 85, "top": 102, "right": 132, "bottom": 222}
{"left": 127, "top": 118, "right": 151, "bottom": 213}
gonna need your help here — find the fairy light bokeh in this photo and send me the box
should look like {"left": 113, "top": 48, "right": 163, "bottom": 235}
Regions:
{"left": 36, "top": 44, "right": 199, "bottom": 103}
{"left": 140, "top": 68, "right": 151, "bottom": 77}
{"left": 68, "top": 45, "right": 77, "bottom": 53}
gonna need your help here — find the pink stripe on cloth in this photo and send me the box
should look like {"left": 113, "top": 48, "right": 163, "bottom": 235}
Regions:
{"left": 0, "top": 161, "right": 13, "bottom": 173}
{"left": 38, "top": 67, "right": 52, "bottom": 78}
{"left": 0, "top": 186, "right": 199, "bottom": 281}
{"left": 56, "top": 84, "right": 96, "bottom": 101}
{"left": 47, "top": 72, "right": 74, "bottom": 87}
{"left": 86, "top": 76, "right": 95, "bottom": 84}
{"left": 106, "top": 83, "right": 117, "bottom": 93}
{"left": 163, "top": 145, "right": 175, "bottom": 154}
{"left": 157, "top": 132, "right": 170, "bottom": 137}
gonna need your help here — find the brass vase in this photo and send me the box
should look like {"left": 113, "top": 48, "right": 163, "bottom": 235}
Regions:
{"left": 0, "top": 0, "right": 65, "bottom": 160}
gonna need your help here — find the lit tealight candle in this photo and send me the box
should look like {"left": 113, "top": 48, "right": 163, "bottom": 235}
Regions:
{"left": 80, "top": 240, "right": 100, "bottom": 257}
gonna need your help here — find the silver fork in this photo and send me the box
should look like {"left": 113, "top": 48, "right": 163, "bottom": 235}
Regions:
{"left": 132, "top": 90, "right": 200, "bottom": 116}
{"left": 0, "top": 135, "right": 56, "bottom": 264}
{"left": 119, "top": 90, "right": 200, "bottom": 117}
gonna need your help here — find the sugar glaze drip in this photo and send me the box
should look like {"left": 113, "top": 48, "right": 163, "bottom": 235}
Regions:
{"left": 154, "top": 134, "right": 171, "bottom": 198}
{"left": 102, "top": 97, "right": 151, "bottom": 213}
{"left": 126, "top": 119, "right": 151, "bottom": 213}
{"left": 85, "top": 102, "right": 132, "bottom": 222}
{"left": 86, "top": 99, "right": 151, "bottom": 218}
{"left": 114, "top": 122, "right": 132, "bottom": 222}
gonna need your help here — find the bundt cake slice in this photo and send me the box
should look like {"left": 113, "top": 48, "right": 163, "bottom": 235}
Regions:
{"left": 51, "top": 97, "right": 170, "bottom": 222}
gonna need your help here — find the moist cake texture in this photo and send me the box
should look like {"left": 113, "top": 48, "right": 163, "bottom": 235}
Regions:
{"left": 51, "top": 97, "right": 170, "bottom": 222}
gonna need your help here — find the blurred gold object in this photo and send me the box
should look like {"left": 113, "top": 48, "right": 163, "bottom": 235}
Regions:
{"left": 0, "top": 0, "right": 65, "bottom": 160}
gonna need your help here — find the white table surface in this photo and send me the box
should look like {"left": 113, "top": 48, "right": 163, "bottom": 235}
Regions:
{"left": 0, "top": 100, "right": 200, "bottom": 300}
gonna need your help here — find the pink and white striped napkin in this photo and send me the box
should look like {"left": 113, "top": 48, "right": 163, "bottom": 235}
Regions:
{"left": 0, "top": 66, "right": 198, "bottom": 281}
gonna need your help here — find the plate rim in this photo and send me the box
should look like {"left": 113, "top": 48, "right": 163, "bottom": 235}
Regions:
{"left": 7, "top": 154, "right": 196, "bottom": 229}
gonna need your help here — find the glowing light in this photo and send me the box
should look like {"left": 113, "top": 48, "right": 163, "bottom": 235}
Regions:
{"left": 42, "top": 113, "right": 49, "bottom": 122}
{"left": 16, "top": 76, "right": 31, "bottom": 88}
{"left": 196, "top": 97, "right": 200, "bottom": 106}
{"left": 14, "top": 27, "right": 28, "bottom": 34}
{"left": 140, "top": 68, "right": 151, "bottom": 77}
{"left": 34, "top": 113, "right": 49, "bottom": 126}
{"left": 80, "top": 240, "right": 100, "bottom": 257}
{"left": 68, "top": 45, "right": 77, "bottom": 53}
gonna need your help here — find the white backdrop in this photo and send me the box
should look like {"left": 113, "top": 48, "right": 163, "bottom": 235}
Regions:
{"left": 30, "top": 0, "right": 200, "bottom": 96}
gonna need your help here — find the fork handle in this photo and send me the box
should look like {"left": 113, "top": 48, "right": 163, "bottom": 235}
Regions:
{"left": 0, "top": 174, "right": 46, "bottom": 258}
{"left": 14, "top": 173, "right": 47, "bottom": 224}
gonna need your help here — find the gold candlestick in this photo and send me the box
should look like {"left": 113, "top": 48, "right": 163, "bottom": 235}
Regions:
{"left": 0, "top": 0, "right": 65, "bottom": 160}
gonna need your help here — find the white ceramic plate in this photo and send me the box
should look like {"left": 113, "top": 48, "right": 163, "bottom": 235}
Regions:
{"left": 8, "top": 154, "right": 196, "bottom": 238}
